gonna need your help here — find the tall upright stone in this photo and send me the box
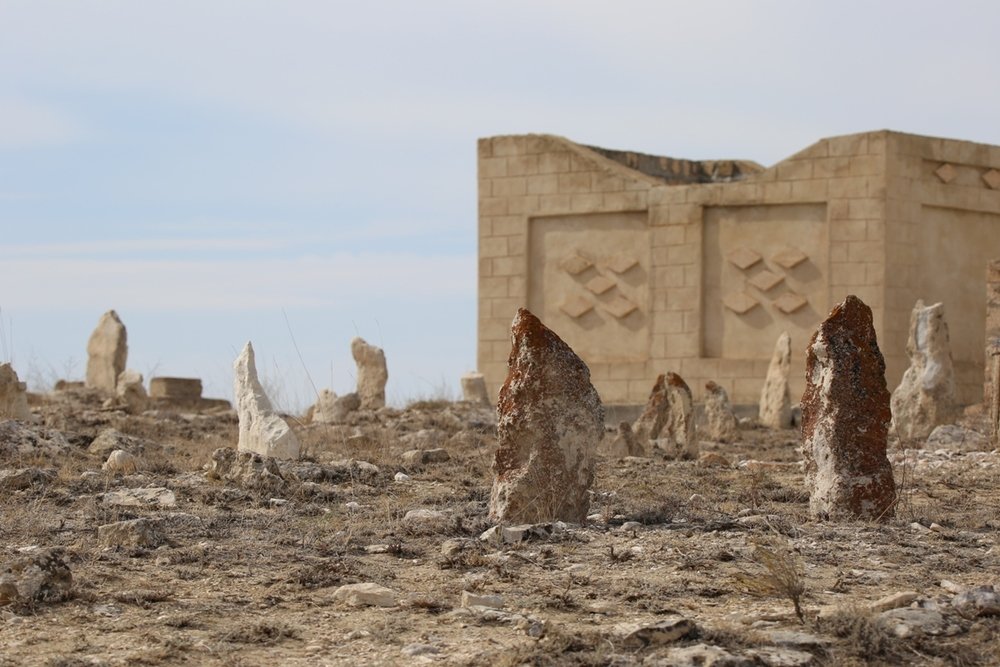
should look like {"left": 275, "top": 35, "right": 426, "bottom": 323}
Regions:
{"left": 703, "top": 381, "right": 739, "bottom": 443}
{"left": 986, "top": 260, "right": 1000, "bottom": 444}
{"left": 351, "top": 337, "right": 388, "bottom": 410}
{"left": 85, "top": 310, "right": 127, "bottom": 393}
{"left": 759, "top": 332, "right": 792, "bottom": 429}
{"left": 890, "top": 301, "right": 957, "bottom": 441}
{"left": 632, "top": 374, "right": 669, "bottom": 448}
{"left": 658, "top": 373, "right": 698, "bottom": 460}
{"left": 489, "top": 308, "right": 603, "bottom": 524}
{"left": 233, "top": 342, "right": 300, "bottom": 460}
{"left": 802, "top": 296, "right": 895, "bottom": 521}
{"left": 0, "top": 363, "right": 31, "bottom": 420}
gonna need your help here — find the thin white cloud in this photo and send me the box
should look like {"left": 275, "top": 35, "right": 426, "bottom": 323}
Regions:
{"left": 0, "top": 252, "right": 476, "bottom": 310}
{"left": 0, "top": 95, "right": 84, "bottom": 147}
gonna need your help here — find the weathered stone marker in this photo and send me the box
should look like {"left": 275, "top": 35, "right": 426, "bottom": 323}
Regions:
{"left": 233, "top": 342, "right": 300, "bottom": 460}
{"left": 759, "top": 331, "right": 792, "bottom": 429}
{"left": 704, "top": 381, "right": 739, "bottom": 443}
{"left": 0, "top": 363, "right": 31, "bottom": 420}
{"left": 85, "top": 310, "right": 127, "bottom": 393}
{"left": 460, "top": 371, "right": 490, "bottom": 406}
{"left": 608, "top": 421, "right": 644, "bottom": 458}
{"left": 658, "top": 373, "right": 698, "bottom": 460}
{"left": 489, "top": 308, "right": 603, "bottom": 524}
{"left": 351, "top": 337, "right": 388, "bottom": 409}
{"left": 802, "top": 295, "right": 895, "bottom": 521}
{"left": 890, "top": 301, "right": 956, "bottom": 441}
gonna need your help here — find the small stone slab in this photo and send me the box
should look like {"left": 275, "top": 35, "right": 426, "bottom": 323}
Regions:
{"left": 723, "top": 292, "right": 759, "bottom": 314}
{"left": 560, "top": 253, "right": 592, "bottom": 275}
{"left": 560, "top": 295, "right": 593, "bottom": 319}
{"left": 773, "top": 292, "right": 808, "bottom": 314}
{"left": 935, "top": 163, "right": 956, "bottom": 184}
{"left": 727, "top": 247, "right": 762, "bottom": 270}
{"left": 748, "top": 270, "right": 784, "bottom": 292}
{"left": 605, "top": 252, "right": 638, "bottom": 274}
{"left": 585, "top": 275, "right": 616, "bottom": 295}
{"left": 983, "top": 169, "right": 1000, "bottom": 190}
{"left": 772, "top": 247, "right": 808, "bottom": 269}
{"left": 603, "top": 295, "right": 638, "bottom": 319}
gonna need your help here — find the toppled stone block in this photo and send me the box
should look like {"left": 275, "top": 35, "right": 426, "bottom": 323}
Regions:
{"left": 489, "top": 308, "right": 603, "bottom": 524}
{"left": 149, "top": 377, "right": 202, "bottom": 400}
{"left": 759, "top": 331, "right": 793, "bottom": 429}
{"left": 400, "top": 428, "right": 446, "bottom": 450}
{"left": 926, "top": 424, "right": 990, "bottom": 451}
{"left": 332, "top": 582, "right": 397, "bottom": 607}
{"left": 206, "top": 447, "right": 286, "bottom": 495}
{"left": 86, "top": 310, "right": 127, "bottom": 393}
{"left": 97, "top": 518, "right": 164, "bottom": 548}
{"left": 461, "top": 591, "right": 504, "bottom": 609}
{"left": 233, "top": 342, "right": 300, "bottom": 460}
{"left": 101, "top": 487, "right": 176, "bottom": 508}
{"left": 400, "top": 448, "right": 451, "bottom": 466}
{"left": 613, "top": 616, "right": 695, "bottom": 648}
{"left": 0, "top": 548, "right": 72, "bottom": 605}
{"left": 351, "top": 337, "right": 388, "bottom": 410}
{"left": 88, "top": 429, "right": 150, "bottom": 456}
{"left": 461, "top": 372, "right": 490, "bottom": 406}
{"left": 802, "top": 295, "right": 895, "bottom": 521}
{"left": 703, "top": 380, "right": 738, "bottom": 442}
{"left": 0, "top": 363, "right": 31, "bottom": 420}
{"left": 891, "top": 300, "right": 957, "bottom": 440}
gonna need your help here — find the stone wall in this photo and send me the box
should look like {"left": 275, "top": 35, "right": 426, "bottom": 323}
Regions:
{"left": 477, "top": 131, "right": 1000, "bottom": 407}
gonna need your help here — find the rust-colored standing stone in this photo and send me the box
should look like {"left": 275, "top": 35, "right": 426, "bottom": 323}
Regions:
{"left": 489, "top": 308, "right": 604, "bottom": 524}
{"left": 802, "top": 295, "right": 895, "bottom": 520}
{"left": 632, "top": 374, "right": 669, "bottom": 449}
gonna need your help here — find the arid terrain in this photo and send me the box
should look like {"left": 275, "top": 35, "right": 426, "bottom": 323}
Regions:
{"left": 1, "top": 387, "right": 999, "bottom": 666}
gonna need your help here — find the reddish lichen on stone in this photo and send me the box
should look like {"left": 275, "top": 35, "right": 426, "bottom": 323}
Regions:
{"left": 489, "top": 308, "right": 604, "bottom": 524}
{"left": 802, "top": 295, "right": 896, "bottom": 520}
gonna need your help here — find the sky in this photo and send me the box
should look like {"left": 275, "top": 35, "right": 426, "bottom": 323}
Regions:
{"left": 2, "top": 1, "right": 999, "bottom": 411}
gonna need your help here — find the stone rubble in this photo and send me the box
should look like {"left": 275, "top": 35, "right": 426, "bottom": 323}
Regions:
{"left": 115, "top": 369, "right": 148, "bottom": 414}
{"left": 0, "top": 363, "right": 31, "bottom": 420}
{"left": 101, "top": 487, "right": 177, "bottom": 508}
{"left": 332, "top": 582, "right": 397, "bottom": 607}
{"left": 351, "top": 337, "right": 388, "bottom": 410}
{"left": 233, "top": 341, "right": 300, "bottom": 460}
{"left": 0, "top": 548, "right": 72, "bottom": 605}
{"left": 97, "top": 518, "right": 164, "bottom": 548}
{"left": 802, "top": 295, "right": 896, "bottom": 521}
{"left": 206, "top": 447, "right": 286, "bottom": 495}
{"left": 890, "top": 300, "right": 957, "bottom": 441}
{"left": 759, "top": 331, "right": 793, "bottom": 429}
{"left": 0, "top": 468, "right": 56, "bottom": 491}
{"left": 400, "top": 448, "right": 451, "bottom": 466}
{"left": 703, "top": 380, "right": 739, "bottom": 442}
{"left": 489, "top": 308, "right": 604, "bottom": 524}
{"left": 85, "top": 310, "right": 128, "bottom": 393}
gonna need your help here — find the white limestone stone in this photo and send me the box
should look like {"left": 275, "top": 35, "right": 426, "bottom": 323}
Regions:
{"left": 891, "top": 300, "right": 957, "bottom": 441}
{"left": 759, "top": 331, "right": 793, "bottom": 429}
{"left": 86, "top": 310, "right": 127, "bottom": 393}
{"left": 116, "top": 369, "right": 148, "bottom": 414}
{"left": 703, "top": 381, "right": 738, "bottom": 443}
{"left": 233, "top": 341, "right": 300, "bottom": 460}
{"left": 351, "top": 337, "right": 388, "bottom": 409}
{"left": 0, "top": 363, "right": 31, "bottom": 420}
{"left": 460, "top": 371, "right": 490, "bottom": 406}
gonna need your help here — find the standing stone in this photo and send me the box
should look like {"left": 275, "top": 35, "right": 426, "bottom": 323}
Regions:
{"left": 0, "top": 363, "right": 31, "bottom": 420}
{"left": 890, "top": 301, "right": 957, "bottom": 441}
{"left": 351, "top": 337, "right": 388, "bottom": 409}
{"left": 657, "top": 373, "right": 698, "bottom": 460}
{"left": 608, "top": 421, "right": 644, "bottom": 458}
{"left": 703, "top": 381, "right": 739, "bottom": 442}
{"left": 802, "top": 295, "right": 895, "bottom": 521}
{"left": 233, "top": 342, "right": 300, "bottom": 460}
{"left": 461, "top": 372, "right": 490, "bottom": 406}
{"left": 489, "top": 308, "right": 604, "bottom": 524}
{"left": 986, "top": 260, "right": 1000, "bottom": 445}
{"left": 759, "top": 332, "right": 792, "bottom": 429}
{"left": 116, "top": 369, "right": 148, "bottom": 414}
{"left": 633, "top": 374, "right": 669, "bottom": 449}
{"left": 85, "top": 310, "right": 127, "bottom": 393}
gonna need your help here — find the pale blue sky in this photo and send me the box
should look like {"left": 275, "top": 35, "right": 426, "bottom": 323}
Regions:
{"left": 2, "top": 1, "right": 998, "bottom": 409}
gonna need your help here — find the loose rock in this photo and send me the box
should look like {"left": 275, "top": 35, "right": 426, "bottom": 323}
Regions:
{"left": 351, "top": 337, "right": 388, "bottom": 410}
{"left": 926, "top": 424, "right": 990, "bottom": 452}
{"left": 489, "top": 308, "right": 603, "bottom": 524}
{"left": 115, "top": 369, "right": 148, "bottom": 414}
{"left": 951, "top": 585, "right": 1000, "bottom": 618}
{"left": 206, "top": 447, "right": 286, "bottom": 495}
{"left": 85, "top": 310, "right": 128, "bottom": 393}
{"left": 101, "top": 487, "right": 177, "bottom": 508}
{"left": 0, "top": 468, "right": 56, "bottom": 491}
{"left": 608, "top": 421, "right": 644, "bottom": 458}
{"left": 704, "top": 380, "right": 739, "bottom": 442}
{"left": 0, "top": 363, "right": 31, "bottom": 420}
{"left": 0, "top": 548, "right": 72, "bottom": 605}
{"left": 233, "top": 342, "right": 300, "bottom": 460}
{"left": 891, "top": 300, "right": 957, "bottom": 441}
{"left": 97, "top": 518, "right": 164, "bottom": 548}
{"left": 614, "top": 616, "right": 695, "bottom": 648}
{"left": 401, "top": 448, "right": 451, "bottom": 466}
{"left": 332, "top": 582, "right": 397, "bottom": 607}
{"left": 802, "top": 295, "right": 896, "bottom": 521}
{"left": 88, "top": 429, "right": 150, "bottom": 456}
{"left": 461, "top": 591, "right": 504, "bottom": 609}
{"left": 759, "top": 331, "right": 793, "bottom": 429}
{"left": 103, "top": 450, "right": 139, "bottom": 475}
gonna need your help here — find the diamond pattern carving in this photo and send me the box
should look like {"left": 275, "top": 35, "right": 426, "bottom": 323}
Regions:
{"left": 605, "top": 252, "right": 638, "bottom": 274}
{"left": 561, "top": 253, "right": 592, "bottom": 275}
{"left": 772, "top": 247, "right": 808, "bottom": 270}
{"left": 983, "top": 169, "right": 1000, "bottom": 190}
{"left": 585, "top": 275, "right": 615, "bottom": 295}
{"left": 935, "top": 163, "right": 956, "bottom": 184}
{"left": 727, "top": 247, "right": 762, "bottom": 270}
{"left": 748, "top": 270, "right": 784, "bottom": 292}
{"left": 722, "top": 292, "right": 759, "bottom": 314}
{"left": 603, "top": 295, "right": 638, "bottom": 319}
{"left": 773, "top": 292, "right": 808, "bottom": 314}
{"left": 560, "top": 296, "right": 593, "bottom": 319}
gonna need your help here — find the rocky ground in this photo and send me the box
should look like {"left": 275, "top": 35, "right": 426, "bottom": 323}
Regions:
{"left": 1, "top": 387, "right": 999, "bottom": 666}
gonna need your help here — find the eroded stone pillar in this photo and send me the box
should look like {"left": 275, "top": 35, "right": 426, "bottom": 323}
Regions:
{"left": 759, "top": 332, "right": 792, "bottom": 429}
{"left": 233, "top": 342, "right": 300, "bottom": 460}
{"left": 85, "top": 310, "right": 127, "bottom": 393}
{"left": 351, "top": 337, "right": 388, "bottom": 410}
